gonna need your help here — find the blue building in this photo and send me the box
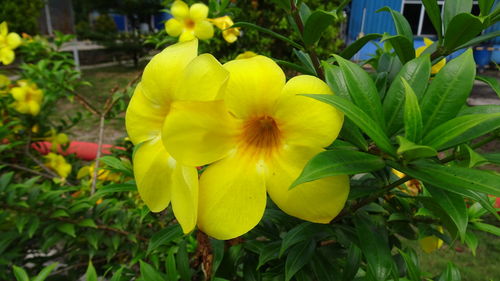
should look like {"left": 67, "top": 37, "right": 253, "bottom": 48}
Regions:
{"left": 347, "top": 0, "right": 500, "bottom": 64}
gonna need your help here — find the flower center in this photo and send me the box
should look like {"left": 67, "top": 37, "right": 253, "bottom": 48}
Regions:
{"left": 184, "top": 18, "right": 196, "bottom": 29}
{"left": 240, "top": 115, "right": 281, "bottom": 157}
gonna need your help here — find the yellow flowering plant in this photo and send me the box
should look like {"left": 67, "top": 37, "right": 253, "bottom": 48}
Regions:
{"left": 0, "top": 21, "right": 21, "bottom": 65}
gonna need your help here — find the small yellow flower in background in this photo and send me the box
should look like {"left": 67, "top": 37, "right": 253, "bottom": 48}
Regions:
{"left": 416, "top": 37, "right": 446, "bottom": 74}
{"left": 77, "top": 163, "right": 121, "bottom": 183}
{"left": 419, "top": 226, "right": 444, "bottom": 253}
{"left": 126, "top": 39, "right": 227, "bottom": 234}
{"left": 235, "top": 51, "right": 257, "bottom": 60}
{"left": 162, "top": 55, "right": 348, "bottom": 239}
{"left": 165, "top": 0, "right": 214, "bottom": 42}
{"left": 44, "top": 152, "right": 72, "bottom": 179}
{"left": 209, "top": 15, "right": 240, "bottom": 43}
{"left": 0, "top": 74, "right": 10, "bottom": 95}
{"left": 10, "top": 80, "right": 43, "bottom": 116}
{"left": 45, "top": 129, "right": 69, "bottom": 151}
{"left": 0, "top": 22, "right": 22, "bottom": 65}
{"left": 392, "top": 169, "right": 420, "bottom": 196}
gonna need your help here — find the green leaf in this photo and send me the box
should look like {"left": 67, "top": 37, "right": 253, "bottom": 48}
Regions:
{"left": 13, "top": 266, "right": 30, "bottom": 281}
{"left": 28, "top": 217, "right": 40, "bottom": 238}
{"left": 299, "top": 2, "right": 311, "bottom": 23}
{"left": 280, "top": 223, "right": 324, "bottom": 256}
{"left": 57, "top": 223, "right": 76, "bottom": 237}
{"left": 78, "top": 218, "right": 97, "bottom": 228}
{"left": 211, "top": 239, "right": 225, "bottom": 276}
{"left": 422, "top": 113, "right": 500, "bottom": 150}
{"left": 422, "top": 0, "right": 443, "bottom": 39}
{"left": 443, "top": 0, "right": 473, "bottom": 33}
{"left": 476, "top": 75, "right": 500, "bottom": 98}
{"left": 302, "top": 10, "right": 337, "bottom": 46}
{"left": 305, "top": 94, "right": 396, "bottom": 156}
{"left": 323, "top": 63, "right": 351, "bottom": 100}
{"left": 32, "top": 263, "right": 58, "bottom": 281}
{"left": 464, "top": 230, "right": 478, "bottom": 256}
{"left": 399, "top": 249, "right": 421, "bottom": 281}
{"left": 109, "top": 267, "right": 124, "bottom": 281}
{"left": 0, "top": 171, "right": 14, "bottom": 192}
{"left": 176, "top": 241, "right": 192, "bottom": 281}
{"left": 377, "top": 7, "right": 414, "bottom": 43}
{"left": 384, "top": 55, "right": 431, "bottom": 136}
{"left": 99, "top": 156, "right": 133, "bottom": 176}
{"left": 341, "top": 243, "right": 362, "bottom": 281}
{"left": 284, "top": 240, "right": 316, "bottom": 281}
{"left": 50, "top": 209, "right": 69, "bottom": 218}
{"left": 275, "top": 59, "right": 316, "bottom": 76}
{"left": 458, "top": 104, "right": 500, "bottom": 116}
{"left": 257, "top": 242, "right": 281, "bottom": 269}
{"left": 94, "top": 183, "right": 137, "bottom": 197}
{"left": 479, "top": 0, "right": 495, "bottom": 16}
{"left": 444, "top": 13, "right": 484, "bottom": 51}
{"left": 354, "top": 213, "right": 395, "bottom": 281}
{"left": 383, "top": 35, "right": 416, "bottom": 63}
{"left": 427, "top": 186, "right": 468, "bottom": 241}
{"left": 339, "top": 119, "right": 369, "bottom": 151}
{"left": 333, "top": 55, "right": 385, "bottom": 128}
{"left": 455, "top": 30, "right": 500, "bottom": 50}
{"left": 231, "top": 22, "right": 302, "bottom": 49}
{"left": 293, "top": 49, "right": 316, "bottom": 75}
{"left": 391, "top": 160, "right": 500, "bottom": 197}
{"left": 458, "top": 144, "right": 488, "bottom": 168}
{"left": 147, "top": 224, "right": 183, "bottom": 255}
{"left": 401, "top": 78, "right": 423, "bottom": 142}
{"left": 420, "top": 49, "right": 476, "bottom": 134}
{"left": 472, "top": 222, "right": 500, "bottom": 236}
{"left": 339, "top": 34, "right": 383, "bottom": 59}
{"left": 397, "top": 136, "right": 437, "bottom": 161}
{"left": 483, "top": 153, "right": 500, "bottom": 165}
{"left": 166, "top": 248, "right": 178, "bottom": 281}
{"left": 140, "top": 260, "right": 167, "bottom": 281}
{"left": 86, "top": 261, "right": 98, "bottom": 281}
{"left": 438, "top": 262, "right": 462, "bottom": 281}
{"left": 291, "top": 150, "right": 385, "bottom": 188}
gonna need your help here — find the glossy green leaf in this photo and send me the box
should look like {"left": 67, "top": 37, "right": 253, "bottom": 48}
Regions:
{"left": 32, "top": 263, "right": 58, "bottom": 281}
{"left": 420, "top": 49, "right": 476, "bottom": 134}
{"left": 401, "top": 78, "right": 423, "bottom": 142}
{"left": 464, "top": 230, "right": 478, "bottom": 256}
{"left": 305, "top": 94, "right": 396, "bottom": 155}
{"left": 339, "top": 118, "right": 369, "bottom": 151}
{"left": 302, "top": 10, "right": 337, "bottom": 46}
{"left": 293, "top": 49, "right": 316, "bottom": 75}
{"left": 354, "top": 213, "right": 395, "bottom": 281}
{"left": 299, "top": 2, "right": 311, "bottom": 23}
{"left": 86, "top": 261, "right": 98, "bottom": 281}
{"left": 399, "top": 249, "right": 421, "bottom": 281}
{"left": 78, "top": 218, "right": 97, "bottom": 228}
{"left": 377, "top": 7, "right": 414, "bottom": 43}
{"left": 274, "top": 59, "right": 315, "bottom": 76}
{"left": 284, "top": 240, "right": 316, "bottom": 281}
{"left": 333, "top": 55, "right": 385, "bottom": 127}
{"left": 340, "top": 34, "right": 383, "bottom": 59}
{"left": 257, "top": 242, "right": 281, "bottom": 269}
{"left": 479, "top": 0, "right": 495, "bottom": 16}
{"left": 57, "top": 223, "right": 76, "bottom": 237}
{"left": 140, "top": 260, "right": 167, "bottom": 281}
{"left": 483, "top": 153, "right": 500, "bottom": 164}
{"left": 427, "top": 186, "right": 468, "bottom": 241}
{"left": 438, "top": 262, "right": 462, "bottom": 281}
{"left": 13, "top": 266, "right": 29, "bottom": 281}
{"left": 422, "top": 113, "right": 500, "bottom": 150}
{"left": 109, "top": 267, "right": 124, "bottom": 281}
{"left": 455, "top": 30, "right": 500, "bottom": 50}
{"left": 291, "top": 149, "right": 385, "bottom": 188}
{"left": 147, "top": 224, "right": 183, "bottom": 255}
{"left": 472, "top": 222, "right": 500, "bottom": 236}
{"left": 231, "top": 22, "right": 303, "bottom": 49}
{"left": 176, "top": 241, "right": 192, "bottom": 281}
{"left": 397, "top": 136, "right": 437, "bottom": 161}
{"left": 280, "top": 223, "right": 323, "bottom": 256}
{"left": 323, "top": 62, "right": 351, "bottom": 101}
{"left": 211, "top": 239, "right": 225, "bottom": 276}
{"left": 444, "top": 0, "right": 473, "bottom": 32}
{"left": 476, "top": 75, "right": 500, "bottom": 98}
{"left": 94, "top": 183, "right": 137, "bottom": 197}
{"left": 458, "top": 104, "right": 500, "bottom": 115}
{"left": 458, "top": 144, "right": 488, "bottom": 168}
{"left": 444, "top": 13, "right": 484, "bottom": 50}
{"left": 383, "top": 35, "right": 416, "bottom": 63}
{"left": 418, "top": 196, "right": 459, "bottom": 239}
{"left": 310, "top": 254, "right": 336, "bottom": 281}
{"left": 341, "top": 243, "right": 362, "bottom": 281}
{"left": 384, "top": 55, "right": 431, "bottom": 136}
{"left": 422, "top": 0, "right": 443, "bottom": 39}
{"left": 166, "top": 248, "right": 177, "bottom": 281}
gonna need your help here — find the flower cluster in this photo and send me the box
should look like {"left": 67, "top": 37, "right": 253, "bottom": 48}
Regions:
{"left": 126, "top": 40, "right": 349, "bottom": 239}
{"left": 0, "top": 21, "right": 21, "bottom": 65}
{"left": 165, "top": 0, "right": 240, "bottom": 43}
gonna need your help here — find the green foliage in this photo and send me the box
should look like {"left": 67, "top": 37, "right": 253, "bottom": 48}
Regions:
{"left": 0, "top": 0, "right": 44, "bottom": 34}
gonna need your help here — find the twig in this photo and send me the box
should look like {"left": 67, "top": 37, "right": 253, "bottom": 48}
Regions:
{"left": 91, "top": 114, "right": 106, "bottom": 195}
{"left": 0, "top": 161, "right": 54, "bottom": 179}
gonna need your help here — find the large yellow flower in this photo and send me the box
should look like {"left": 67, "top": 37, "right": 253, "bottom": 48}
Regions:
{"left": 44, "top": 152, "right": 72, "bottom": 179}
{"left": 125, "top": 39, "right": 229, "bottom": 234}
{"left": 209, "top": 16, "right": 240, "bottom": 43}
{"left": 165, "top": 1, "right": 214, "bottom": 42}
{"left": 0, "top": 22, "right": 22, "bottom": 65}
{"left": 10, "top": 80, "right": 43, "bottom": 116}
{"left": 416, "top": 37, "right": 445, "bottom": 74}
{"left": 162, "top": 56, "right": 349, "bottom": 240}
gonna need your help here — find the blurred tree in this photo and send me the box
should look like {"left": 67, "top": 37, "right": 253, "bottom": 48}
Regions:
{"left": 0, "top": 0, "right": 44, "bottom": 34}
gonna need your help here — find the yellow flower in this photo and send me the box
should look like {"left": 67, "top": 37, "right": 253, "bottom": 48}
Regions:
{"left": 125, "top": 39, "right": 228, "bottom": 234}
{"left": 209, "top": 15, "right": 240, "bottom": 43}
{"left": 45, "top": 129, "right": 69, "bottom": 151}
{"left": 10, "top": 80, "right": 43, "bottom": 116}
{"left": 0, "top": 74, "right": 10, "bottom": 95}
{"left": 415, "top": 37, "right": 446, "bottom": 74}
{"left": 235, "top": 51, "right": 258, "bottom": 60}
{"left": 165, "top": 1, "right": 214, "bottom": 42}
{"left": 77, "top": 163, "right": 121, "bottom": 183}
{"left": 44, "top": 152, "right": 72, "bottom": 179}
{"left": 162, "top": 56, "right": 348, "bottom": 240}
{"left": 0, "top": 22, "right": 22, "bottom": 65}
{"left": 419, "top": 226, "right": 444, "bottom": 253}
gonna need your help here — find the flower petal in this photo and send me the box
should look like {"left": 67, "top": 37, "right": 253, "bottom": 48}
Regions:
{"left": 0, "top": 47, "right": 15, "bottom": 65}
{"left": 133, "top": 137, "right": 174, "bottom": 212}
{"left": 141, "top": 40, "right": 197, "bottom": 104}
{"left": 266, "top": 145, "right": 349, "bottom": 223}
{"left": 275, "top": 75, "right": 343, "bottom": 148}
{"left": 171, "top": 0, "right": 189, "bottom": 19}
{"left": 171, "top": 163, "right": 199, "bottom": 234}
{"left": 7, "top": 33, "right": 21, "bottom": 49}
{"left": 194, "top": 20, "right": 214, "bottom": 40}
{"left": 165, "top": 18, "right": 183, "bottom": 37}
{"left": 179, "top": 30, "right": 196, "bottom": 42}
{"left": 190, "top": 3, "right": 209, "bottom": 20}
{"left": 163, "top": 100, "right": 238, "bottom": 166}
{"left": 0, "top": 22, "right": 7, "bottom": 37}
{"left": 198, "top": 155, "right": 267, "bottom": 240}
{"left": 173, "top": 53, "right": 228, "bottom": 101}
{"left": 126, "top": 83, "right": 168, "bottom": 145}
{"left": 223, "top": 56, "right": 286, "bottom": 118}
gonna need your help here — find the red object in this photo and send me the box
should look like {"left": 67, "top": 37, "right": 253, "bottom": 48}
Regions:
{"left": 495, "top": 197, "right": 500, "bottom": 209}
{"left": 32, "top": 141, "right": 124, "bottom": 161}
